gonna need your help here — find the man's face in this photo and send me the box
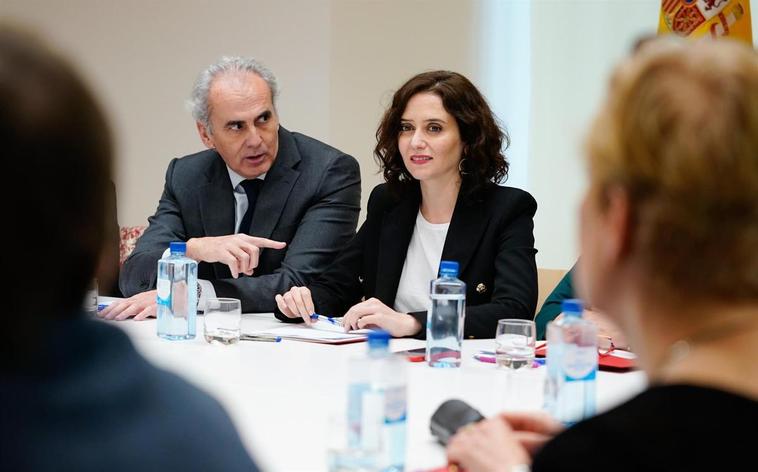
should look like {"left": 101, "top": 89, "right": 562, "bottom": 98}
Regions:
{"left": 197, "top": 71, "right": 279, "bottom": 179}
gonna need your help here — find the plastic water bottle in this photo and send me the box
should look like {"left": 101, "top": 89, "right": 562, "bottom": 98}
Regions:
{"left": 346, "top": 330, "right": 407, "bottom": 471}
{"left": 427, "top": 260, "right": 466, "bottom": 368}
{"left": 156, "top": 241, "right": 197, "bottom": 340}
{"left": 544, "top": 298, "right": 597, "bottom": 425}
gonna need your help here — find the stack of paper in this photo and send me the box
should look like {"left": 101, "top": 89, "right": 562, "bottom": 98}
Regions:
{"left": 249, "top": 319, "right": 372, "bottom": 344}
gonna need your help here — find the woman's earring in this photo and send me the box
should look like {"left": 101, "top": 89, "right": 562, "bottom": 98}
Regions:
{"left": 458, "top": 158, "right": 469, "bottom": 175}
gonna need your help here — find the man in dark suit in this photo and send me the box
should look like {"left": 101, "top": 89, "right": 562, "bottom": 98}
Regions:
{"left": 104, "top": 56, "right": 361, "bottom": 318}
{"left": 0, "top": 25, "right": 257, "bottom": 471}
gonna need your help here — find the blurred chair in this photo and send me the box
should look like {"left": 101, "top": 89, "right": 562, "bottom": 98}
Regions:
{"left": 119, "top": 225, "right": 147, "bottom": 266}
{"left": 536, "top": 268, "right": 568, "bottom": 314}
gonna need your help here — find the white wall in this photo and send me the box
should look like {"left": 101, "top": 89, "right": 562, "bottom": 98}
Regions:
{"left": 2, "top": 0, "right": 755, "bottom": 271}
{"left": 1, "top": 0, "right": 332, "bottom": 227}
{"left": 528, "top": 0, "right": 662, "bottom": 269}
{"left": 329, "top": 0, "right": 479, "bottom": 217}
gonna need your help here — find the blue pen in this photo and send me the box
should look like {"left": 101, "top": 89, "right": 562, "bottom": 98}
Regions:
{"left": 240, "top": 334, "right": 282, "bottom": 342}
{"left": 309, "top": 314, "right": 343, "bottom": 326}
{"left": 97, "top": 304, "right": 109, "bottom": 312}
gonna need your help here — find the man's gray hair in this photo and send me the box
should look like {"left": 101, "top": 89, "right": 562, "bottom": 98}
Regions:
{"left": 188, "top": 56, "right": 278, "bottom": 131}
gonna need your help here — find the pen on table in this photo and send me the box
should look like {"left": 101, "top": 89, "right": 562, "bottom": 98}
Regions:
{"left": 309, "top": 314, "right": 342, "bottom": 326}
{"left": 240, "top": 334, "right": 282, "bottom": 343}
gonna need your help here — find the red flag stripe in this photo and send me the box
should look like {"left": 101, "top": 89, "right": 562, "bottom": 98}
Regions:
{"left": 663, "top": 0, "right": 679, "bottom": 14}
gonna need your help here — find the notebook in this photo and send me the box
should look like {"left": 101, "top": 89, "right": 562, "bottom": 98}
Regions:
{"left": 249, "top": 319, "right": 372, "bottom": 345}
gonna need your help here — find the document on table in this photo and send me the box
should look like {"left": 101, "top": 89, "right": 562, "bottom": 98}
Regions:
{"left": 249, "top": 319, "right": 372, "bottom": 344}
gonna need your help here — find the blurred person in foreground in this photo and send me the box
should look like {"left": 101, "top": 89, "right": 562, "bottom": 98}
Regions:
{"left": 447, "top": 38, "right": 758, "bottom": 471}
{"left": 0, "top": 25, "right": 257, "bottom": 471}
{"left": 276, "top": 70, "right": 537, "bottom": 338}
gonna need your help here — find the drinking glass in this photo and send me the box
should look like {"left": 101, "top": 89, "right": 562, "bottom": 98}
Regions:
{"left": 495, "top": 319, "right": 536, "bottom": 370}
{"left": 203, "top": 298, "right": 242, "bottom": 345}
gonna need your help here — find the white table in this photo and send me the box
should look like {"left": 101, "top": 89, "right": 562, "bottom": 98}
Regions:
{"left": 108, "top": 310, "right": 646, "bottom": 471}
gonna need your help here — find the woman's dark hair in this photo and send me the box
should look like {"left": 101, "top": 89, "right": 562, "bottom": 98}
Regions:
{"left": 374, "top": 70, "right": 509, "bottom": 196}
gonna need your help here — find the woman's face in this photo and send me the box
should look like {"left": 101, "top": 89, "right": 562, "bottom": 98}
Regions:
{"left": 397, "top": 92, "right": 464, "bottom": 185}
{"left": 577, "top": 184, "right": 626, "bottom": 317}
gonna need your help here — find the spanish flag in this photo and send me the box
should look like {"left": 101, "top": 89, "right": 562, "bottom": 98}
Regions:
{"left": 658, "top": 0, "right": 752, "bottom": 44}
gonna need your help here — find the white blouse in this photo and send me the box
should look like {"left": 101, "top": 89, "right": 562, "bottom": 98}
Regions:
{"left": 393, "top": 210, "right": 450, "bottom": 314}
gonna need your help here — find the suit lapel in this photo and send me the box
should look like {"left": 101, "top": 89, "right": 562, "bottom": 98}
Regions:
{"left": 199, "top": 152, "right": 235, "bottom": 237}
{"left": 441, "top": 187, "right": 489, "bottom": 276}
{"left": 250, "top": 127, "right": 300, "bottom": 239}
{"left": 375, "top": 189, "right": 419, "bottom": 302}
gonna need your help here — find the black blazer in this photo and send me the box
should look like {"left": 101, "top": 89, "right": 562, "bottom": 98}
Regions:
{"left": 120, "top": 127, "right": 361, "bottom": 312}
{"left": 276, "top": 182, "right": 538, "bottom": 339}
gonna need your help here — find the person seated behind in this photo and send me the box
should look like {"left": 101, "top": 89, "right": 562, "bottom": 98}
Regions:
{"left": 535, "top": 263, "right": 629, "bottom": 350}
{"left": 0, "top": 25, "right": 257, "bottom": 471}
{"left": 102, "top": 56, "right": 361, "bottom": 320}
{"left": 276, "top": 71, "right": 538, "bottom": 338}
{"left": 446, "top": 38, "right": 758, "bottom": 471}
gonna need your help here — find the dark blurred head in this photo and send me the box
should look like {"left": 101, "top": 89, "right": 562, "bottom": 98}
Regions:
{"left": 375, "top": 70, "right": 509, "bottom": 197}
{"left": 0, "top": 24, "right": 112, "bottom": 319}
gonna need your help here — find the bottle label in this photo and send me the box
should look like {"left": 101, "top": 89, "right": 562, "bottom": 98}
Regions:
{"left": 563, "top": 345, "right": 597, "bottom": 381}
{"left": 360, "top": 390, "right": 384, "bottom": 450}
{"left": 347, "top": 382, "right": 369, "bottom": 449}
{"left": 383, "top": 385, "right": 407, "bottom": 469}
{"left": 156, "top": 278, "right": 170, "bottom": 303}
{"left": 384, "top": 385, "right": 407, "bottom": 424}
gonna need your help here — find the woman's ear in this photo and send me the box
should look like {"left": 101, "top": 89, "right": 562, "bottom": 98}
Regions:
{"left": 603, "top": 186, "right": 634, "bottom": 264}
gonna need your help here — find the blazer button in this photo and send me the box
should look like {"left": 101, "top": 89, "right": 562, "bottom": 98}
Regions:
{"left": 476, "top": 283, "right": 487, "bottom": 294}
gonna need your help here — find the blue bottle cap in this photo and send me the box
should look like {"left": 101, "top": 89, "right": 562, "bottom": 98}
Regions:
{"left": 562, "top": 298, "right": 584, "bottom": 317}
{"left": 439, "top": 260, "right": 459, "bottom": 277}
{"left": 367, "top": 329, "right": 391, "bottom": 350}
{"left": 169, "top": 241, "right": 187, "bottom": 255}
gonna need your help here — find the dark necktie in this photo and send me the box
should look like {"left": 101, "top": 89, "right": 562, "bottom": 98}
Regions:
{"left": 238, "top": 179, "right": 262, "bottom": 234}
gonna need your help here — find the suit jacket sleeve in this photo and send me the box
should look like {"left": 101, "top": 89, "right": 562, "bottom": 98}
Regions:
{"left": 214, "top": 153, "right": 361, "bottom": 312}
{"left": 119, "top": 159, "right": 187, "bottom": 297}
{"left": 273, "top": 183, "right": 384, "bottom": 322}
{"left": 408, "top": 190, "right": 538, "bottom": 339}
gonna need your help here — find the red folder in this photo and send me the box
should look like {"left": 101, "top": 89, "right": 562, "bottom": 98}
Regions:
{"left": 535, "top": 344, "right": 636, "bottom": 372}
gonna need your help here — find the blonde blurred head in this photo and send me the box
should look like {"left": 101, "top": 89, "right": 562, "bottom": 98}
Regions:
{"left": 583, "top": 38, "right": 758, "bottom": 308}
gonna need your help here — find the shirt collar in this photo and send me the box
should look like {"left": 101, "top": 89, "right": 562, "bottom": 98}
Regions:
{"left": 226, "top": 166, "right": 266, "bottom": 190}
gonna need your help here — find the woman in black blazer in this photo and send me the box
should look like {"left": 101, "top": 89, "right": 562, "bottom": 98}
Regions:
{"left": 275, "top": 71, "right": 537, "bottom": 338}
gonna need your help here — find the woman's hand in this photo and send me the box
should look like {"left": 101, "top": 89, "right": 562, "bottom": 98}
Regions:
{"left": 556, "top": 309, "right": 630, "bottom": 351}
{"left": 342, "top": 298, "right": 422, "bottom": 337}
{"left": 583, "top": 308, "right": 630, "bottom": 350}
{"left": 275, "top": 286, "right": 316, "bottom": 325}
{"left": 446, "top": 412, "right": 561, "bottom": 472}
{"left": 497, "top": 411, "right": 563, "bottom": 457}
{"left": 446, "top": 416, "right": 530, "bottom": 472}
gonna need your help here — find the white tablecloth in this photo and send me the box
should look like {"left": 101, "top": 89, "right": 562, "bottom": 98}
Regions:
{"left": 106, "top": 306, "right": 646, "bottom": 471}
